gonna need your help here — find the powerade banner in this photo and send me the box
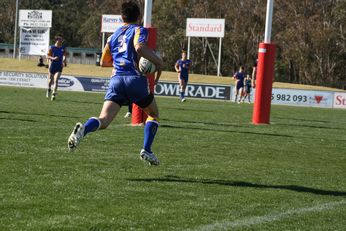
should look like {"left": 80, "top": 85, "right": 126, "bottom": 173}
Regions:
{"left": 155, "top": 81, "right": 231, "bottom": 100}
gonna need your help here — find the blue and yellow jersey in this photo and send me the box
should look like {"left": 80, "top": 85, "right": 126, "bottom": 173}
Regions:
{"left": 107, "top": 23, "right": 148, "bottom": 76}
{"left": 176, "top": 59, "right": 192, "bottom": 78}
{"left": 49, "top": 45, "right": 65, "bottom": 67}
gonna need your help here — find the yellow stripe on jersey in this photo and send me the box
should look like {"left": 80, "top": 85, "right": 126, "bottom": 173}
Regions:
{"left": 134, "top": 27, "right": 141, "bottom": 47}
{"left": 100, "top": 44, "right": 113, "bottom": 67}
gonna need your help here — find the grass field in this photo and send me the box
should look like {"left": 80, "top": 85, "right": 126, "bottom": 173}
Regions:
{"left": 0, "top": 86, "right": 345, "bottom": 230}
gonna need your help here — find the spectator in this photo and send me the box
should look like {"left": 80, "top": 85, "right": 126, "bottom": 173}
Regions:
{"left": 37, "top": 56, "right": 45, "bottom": 67}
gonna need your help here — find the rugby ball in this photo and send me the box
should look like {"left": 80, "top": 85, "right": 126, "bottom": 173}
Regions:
{"left": 139, "top": 57, "right": 156, "bottom": 74}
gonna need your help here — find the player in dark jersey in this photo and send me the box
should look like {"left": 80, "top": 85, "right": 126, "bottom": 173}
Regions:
{"left": 243, "top": 74, "right": 252, "bottom": 103}
{"left": 175, "top": 50, "right": 192, "bottom": 102}
{"left": 68, "top": 1, "right": 163, "bottom": 165}
{"left": 252, "top": 59, "right": 258, "bottom": 88}
{"left": 233, "top": 66, "right": 246, "bottom": 103}
{"left": 46, "top": 36, "right": 66, "bottom": 101}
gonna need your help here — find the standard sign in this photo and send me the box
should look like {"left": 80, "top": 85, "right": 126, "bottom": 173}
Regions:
{"left": 19, "top": 10, "right": 52, "bottom": 28}
{"left": 186, "top": 18, "right": 225, "bottom": 38}
{"left": 101, "top": 15, "right": 123, "bottom": 33}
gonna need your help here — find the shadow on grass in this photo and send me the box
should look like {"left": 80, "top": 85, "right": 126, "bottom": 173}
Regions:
{"left": 128, "top": 175, "right": 346, "bottom": 197}
{"left": 160, "top": 124, "right": 294, "bottom": 138}
{"left": 57, "top": 98, "right": 102, "bottom": 105}
{"left": 274, "top": 122, "right": 345, "bottom": 130}
{"left": 0, "top": 110, "right": 80, "bottom": 119}
{"left": 163, "top": 118, "right": 244, "bottom": 128}
{"left": 0, "top": 117, "right": 37, "bottom": 122}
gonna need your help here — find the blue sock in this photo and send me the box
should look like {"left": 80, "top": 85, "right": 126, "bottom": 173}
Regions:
{"left": 182, "top": 92, "right": 185, "bottom": 98}
{"left": 143, "top": 119, "right": 159, "bottom": 153}
{"left": 83, "top": 117, "right": 101, "bottom": 136}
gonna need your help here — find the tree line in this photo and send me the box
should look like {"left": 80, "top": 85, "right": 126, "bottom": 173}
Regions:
{"left": 1, "top": 0, "right": 345, "bottom": 88}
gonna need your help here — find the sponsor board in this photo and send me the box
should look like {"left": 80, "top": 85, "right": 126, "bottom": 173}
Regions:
{"left": 186, "top": 18, "right": 225, "bottom": 38}
{"left": 333, "top": 92, "right": 346, "bottom": 109}
{"left": 0, "top": 71, "right": 344, "bottom": 109}
{"left": 0, "top": 71, "right": 84, "bottom": 91}
{"left": 19, "top": 10, "right": 52, "bottom": 28}
{"left": 19, "top": 27, "right": 50, "bottom": 55}
{"left": 101, "top": 15, "right": 123, "bottom": 33}
{"left": 0, "top": 71, "right": 47, "bottom": 88}
{"left": 269, "top": 88, "right": 334, "bottom": 108}
{"left": 155, "top": 81, "right": 231, "bottom": 100}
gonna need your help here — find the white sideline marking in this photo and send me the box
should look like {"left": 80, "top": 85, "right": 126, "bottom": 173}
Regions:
{"left": 192, "top": 200, "right": 346, "bottom": 231}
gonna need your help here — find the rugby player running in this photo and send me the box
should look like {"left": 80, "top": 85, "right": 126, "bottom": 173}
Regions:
{"left": 68, "top": 1, "right": 163, "bottom": 165}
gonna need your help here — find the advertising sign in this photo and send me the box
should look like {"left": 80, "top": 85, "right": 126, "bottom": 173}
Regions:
{"left": 101, "top": 15, "right": 123, "bottom": 33}
{"left": 1, "top": 71, "right": 345, "bottom": 109}
{"left": 155, "top": 81, "right": 231, "bottom": 100}
{"left": 333, "top": 92, "right": 346, "bottom": 109}
{"left": 270, "top": 88, "right": 334, "bottom": 108}
{"left": 186, "top": 18, "right": 225, "bottom": 38}
{"left": 19, "top": 27, "right": 50, "bottom": 55}
{"left": 19, "top": 10, "right": 52, "bottom": 28}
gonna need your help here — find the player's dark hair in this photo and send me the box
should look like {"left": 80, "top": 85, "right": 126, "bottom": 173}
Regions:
{"left": 121, "top": 1, "right": 140, "bottom": 23}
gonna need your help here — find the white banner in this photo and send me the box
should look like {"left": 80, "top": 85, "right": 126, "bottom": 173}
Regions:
{"left": 0, "top": 71, "right": 84, "bottom": 91}
{"left": 270, "top": 88, "right": 334, "bottom": 108}
{"left": 101, "top": 15, "right": 123, "bottom": 33}
{"left": 186, "top": 18, "right": 225, "bottom": 38}
{"left": 333, "top": 92, "right": 346, "bottom": 109}
{"left": 19, "top": 10, "right": 52, "bottom": 28}
{"left": 19, "top": 28, "right": 50, "bottom": 55}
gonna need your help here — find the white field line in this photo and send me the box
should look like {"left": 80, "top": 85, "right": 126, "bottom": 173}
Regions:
{"left": 191, "top": 200, "right": 346, "bottom": 231}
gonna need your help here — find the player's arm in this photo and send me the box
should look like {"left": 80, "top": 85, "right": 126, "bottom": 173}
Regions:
{"left": 155, "top": 70, "right": 162, "bottom": 84}
{"left": 135, "top": 43, "right": 163, "bottom": 71}
{"left": 174, "top": 62, "right": 180, "bottom": 72}
{"left": 63, "top": 48, "right": 67, "bottom": 67}
{"left": 47, "top": 48, "right": 58, "bottom": 61}
{"left": 100, "top": 43, "right": 113, "bottom": 67}
{"left": 187, "top": 61, "right": 192, "bottom": 71}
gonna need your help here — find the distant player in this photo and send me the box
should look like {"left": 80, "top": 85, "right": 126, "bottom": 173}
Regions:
{"left": 175, "top": 50, "right": 192, "bottom": 102}
{"left": 233, "top": 66, "right": 246, "bottom": 103}
{"left": 252, "top": 59, "right": 258, "bottom": 88}
{"left": 46, "top": 36, "right": 66, "bottom": 101}
{"left": 67, "top": 1, "right": 163, "bottom": 165}
{"left": 243, "top": 74, "right": 252, "bottom": 103}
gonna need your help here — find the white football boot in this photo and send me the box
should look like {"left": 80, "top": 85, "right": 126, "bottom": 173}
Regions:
{"left": 68, "top": 122, "right": 85, "bottom": 151}
{"left": 46, "top": 89, "right": 51, "bottom": 98}
{"left": 124, "top": 112, "right": 132, "bottom": 118}
{"left": 51, "top": 92, "right": 56, "bottom": 101}
{"left": 140, "top": 149, "right": 160, "bottom": 166}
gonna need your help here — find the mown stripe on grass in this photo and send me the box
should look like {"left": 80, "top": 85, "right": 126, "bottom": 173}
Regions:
{"left": 191, "top": 200, "right": 346, "bottom": 231}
